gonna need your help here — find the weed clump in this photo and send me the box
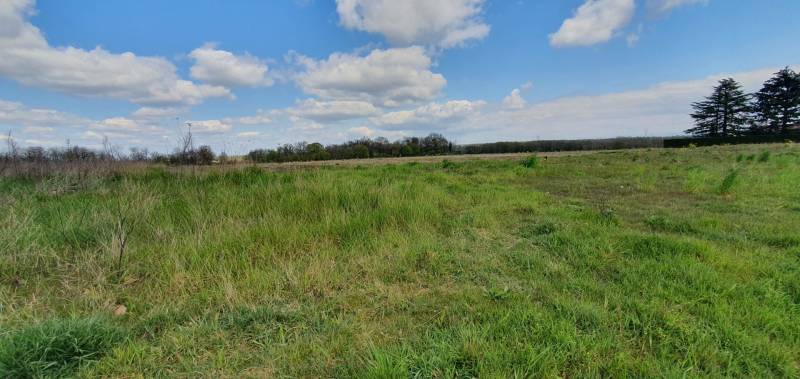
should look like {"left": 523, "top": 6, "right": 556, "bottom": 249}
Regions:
{"left": 521, "top": 155, "right": 540, "bottom": 169}
{"left": 645, "top": 215, "right": 696, "bottom": 234}
{"left": 0, "top": 317, "right": 125, "bottom": 378}
{"left": 757, "top": 150, "right": 771, "bottom": 162}
{"left": 441, "top": 160, "right": 457, "bottom": 170}
{"left": 718, "top": 168, "right": 740, "bottom": 194}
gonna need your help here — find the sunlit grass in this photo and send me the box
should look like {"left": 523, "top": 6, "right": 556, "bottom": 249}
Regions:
{"left": 1, "top": 143, "right": 799, "bottom": 377}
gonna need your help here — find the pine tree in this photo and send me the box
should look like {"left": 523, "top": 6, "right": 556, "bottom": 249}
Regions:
{"left": 751, "top": 67, "right": 800, "bottom": 134}
{"left": 686, "top": 78, "right": 750, "bottom": 137}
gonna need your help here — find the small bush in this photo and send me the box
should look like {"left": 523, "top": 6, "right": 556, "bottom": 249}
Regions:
{"left": 718, "top": 168, "right": 740, "bottom": 194}
{"left": 757, "top": 150, "right": 771, "bottom": 162}
{"left": 0, "top": 317, "right": 125, "bottom": 378}
{"left": 521, "top": 155, "right": 540, "bottom": 168}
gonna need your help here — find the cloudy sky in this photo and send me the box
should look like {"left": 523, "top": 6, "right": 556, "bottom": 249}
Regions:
{"left": 1, "top": 0, "right": 799, "bottom": 152}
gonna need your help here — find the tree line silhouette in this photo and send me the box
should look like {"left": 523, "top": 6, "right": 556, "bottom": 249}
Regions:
{"left": 687, "top": 68, "right": 800, "bottom": 137}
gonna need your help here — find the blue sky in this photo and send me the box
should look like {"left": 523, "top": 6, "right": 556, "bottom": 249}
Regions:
{"left": 1, "top": 0, "right": 799, "bottom": 153}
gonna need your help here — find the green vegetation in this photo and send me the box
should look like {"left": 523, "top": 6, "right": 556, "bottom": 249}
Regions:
{"left": 0, "top": 317, "right": 124, "bottom": 378}
{"left": 1, "top": 144, "right": 799, "bottom": 377}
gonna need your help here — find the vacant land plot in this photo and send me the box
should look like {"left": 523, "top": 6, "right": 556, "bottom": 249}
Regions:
{"left": 1, "top": 144, "right": 799, "bottom": 377}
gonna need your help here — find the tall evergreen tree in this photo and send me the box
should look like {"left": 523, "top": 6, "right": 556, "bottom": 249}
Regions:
{"left": 686, "top": 78, "right": 750, "bottom": 137}
{"left": 750, "top": 67, "right": 800, "bottom": 134}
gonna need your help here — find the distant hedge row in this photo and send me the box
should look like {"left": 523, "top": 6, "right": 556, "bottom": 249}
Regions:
{"left": 458, "top": 137, "right": 664, "bottom": 154}
{"left": 664, "top": 133, "right": 800, "bottom": 148}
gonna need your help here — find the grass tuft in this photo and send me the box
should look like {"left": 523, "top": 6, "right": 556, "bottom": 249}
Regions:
{"left": 718, "top": 167, "right": 740, "bottom": 194}
{"left": 0, "top": 317, "right": 125, "bottom": 378}
{"left": 521, "top": 155, "right": 540, "bottom": 168}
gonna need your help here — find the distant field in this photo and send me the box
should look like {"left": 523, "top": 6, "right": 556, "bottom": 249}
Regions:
{"left": 255, "top": 150, "right": 605, "bottom": 169}
{"left": 1, "top": 144, "right": 799, "bottom": 377}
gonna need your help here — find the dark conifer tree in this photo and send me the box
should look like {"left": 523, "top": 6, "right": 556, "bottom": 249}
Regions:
{"left": 750, "top": 67, "right": 800, "bottom": 134}
{"left": 686, "top": 78, "right": 750, "bottom": 137}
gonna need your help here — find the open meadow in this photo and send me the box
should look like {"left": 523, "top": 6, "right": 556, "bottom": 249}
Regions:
{"left": 1, "top": 143, "right": 799, "bottom": 378}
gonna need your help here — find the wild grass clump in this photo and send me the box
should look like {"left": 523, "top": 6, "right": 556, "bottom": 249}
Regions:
{"left": 758, "top": 150, "right": 771, "bottom": 162}
{"left": 441, "top": 159, "right": 458, "bottom": 170}
{"left": 718, "top": 167, "right": 740, "bottom": 194}
{"left": 521, "top": 155, "right": 540, "bottom": 168}
{"left": 0, "top": 317, "right": 125, "bottom": 378}
{"left": 645, "top": 215, "right": 696, "bottom": 234}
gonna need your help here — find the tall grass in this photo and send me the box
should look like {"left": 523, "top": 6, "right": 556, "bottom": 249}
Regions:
{"left": 0, "top": 317, "right": 124, "bottom": 378}
{"left": 1, "top": 143, "right": 799, "bottom": 377}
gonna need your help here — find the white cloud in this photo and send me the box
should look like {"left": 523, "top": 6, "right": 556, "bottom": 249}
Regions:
{"left": 374, "top": 100, "right": 485, "bottom": 128}
{"left": 0, "top": 99, "right": 88, "bottom": 128}
{"left": 502, "top": 89, "right": 527, "bottom": 110}
{"left": 186, "top": 119, "right": 233, "bottom": 134}
{"left": 131, "top": 107, "right": 186, "bottom": 120}
{"left": 294, "top": 47, "right": 447, "bottom": 107}
{"left": 348, "top": 126, "right": 405, "bottom": 139}
{"left": 237, "top": 131, "right": 261, "bottom": 138}
{"left": 550, "top": 0, "right": 635, "bottom": 47}
{"left": 648, "top": 0, "right": 706, "bottom": 14}
{"left": 22, "top": 126, "right": 54, "bottom": 133}
{"left": 287, "top": 99, "right": 380, "bottom": 122}
{"left": 336, "top": 0, "right": 489, "bottom": 48}
{"left": 189, "top": 44, "right": 273, "bottom": 88}
{"left": 289, "top": 116, "right": 324, "bottom": 131}
{"left": 0, "top": 0, "right": 231, "bottom": 106}
{"left": 225, "top": 110, "right": 276, "bottom": 126}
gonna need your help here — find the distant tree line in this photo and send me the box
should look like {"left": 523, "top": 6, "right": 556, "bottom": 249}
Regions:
{"left": 246, "top": 134, "right": 453, "bottom": 163}
{"left": 0, "top": 131, "right": 219, "bottom": 166}
{"left": 458, "top": 137, "right": 663, "bottom": 155}
{"left": 687, "top": 67, "right": 800, "bottom": 137}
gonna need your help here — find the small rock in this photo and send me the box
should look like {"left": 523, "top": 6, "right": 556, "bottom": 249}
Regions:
{"left": 113, "top": 304, "right": 127, "bottom": 317}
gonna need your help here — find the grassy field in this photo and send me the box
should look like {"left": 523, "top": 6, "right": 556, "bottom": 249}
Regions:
{"left": 1, "top": 144, "right": 799, "bottom": 378}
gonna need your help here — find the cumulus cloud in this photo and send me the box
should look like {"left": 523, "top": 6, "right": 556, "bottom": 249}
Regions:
{"left": 336, "top": 0, "right": 489, "bottom": 48}
{"left": 0, "top": 0, "right": 231, "bottom": 106}
{"left": 550, "top": 0, "right": 635, "bottom": 47}
{"left": 294, "top": 47, "right": 447, "bottom": 107}
{"left": 186, "top": 119, "right": 233, "bottom": 134}
{"left": 502, "top": 89, "right": 527, "bottom": 110}
{"left": 287, "top": 99, "right": 380, "bottom": 122}
{"left": 289, "top": 116, "right": 324, "bottom": 131}
{"left": 348, "top": 126, "right": 405, "bottom": 139}
{"left": 0, "top": 99, "right": 88, "bottom": 128}
{"left": 131, "top": 107, "right": 186, "bottom": 121}
{"left": 225, "top": 110, "right": 276, "bottom": 126}
{"left": 189, "top": 44, "right": 274, "bottom": 88}
{"left": 374, "top": 100, "right": 485, "bottom": 129}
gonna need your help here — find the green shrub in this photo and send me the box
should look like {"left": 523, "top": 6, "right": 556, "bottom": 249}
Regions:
{"left": 0, "top": 317, "right": 125, "bottom": 378}
{"left": 757, "top": 150, "right": 771, "bottom": 162}
{"left": 521, "top": 155, "right": 540, "bottom": 168}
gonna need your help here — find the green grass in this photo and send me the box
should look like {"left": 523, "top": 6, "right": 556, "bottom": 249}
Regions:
{"left": 0, "top": 317, "right": 124, "bottom": 378}
{"left": 1, "top": 144, "right": 799, "bottom": 377}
